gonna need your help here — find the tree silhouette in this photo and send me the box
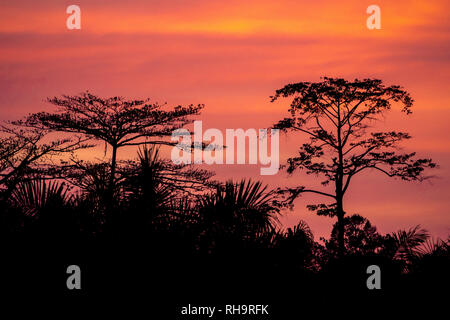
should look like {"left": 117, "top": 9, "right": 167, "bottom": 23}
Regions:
{"left": 324, "top": 214, "right": 385, "bottom": 257}
{"left": 0, "top": 84, "right": 447, "bottom": 299}
{"left": 0, "top": 125, "right": 90, "bottom": 201}
{"left": 272, "top": 220, "right": 317, "bottom": 271}
{"left": 118, "top": 146, "right": 213, "bottom": 234}
{"left": 14, "top": 92, "right": 204, "bottom": 206}
{"left": 271, "top": 77, "right": 436, "bottom": 256}
{"left": 197, "top": 179, "right": 281, "bottom": 255}
{"left": 60, "top": 145, "right": 214, "bottom": 219}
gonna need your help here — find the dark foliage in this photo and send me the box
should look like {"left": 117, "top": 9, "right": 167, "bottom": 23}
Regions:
{"left": 0, "top": 88, "right": 447, "bottom": 304}
{"left": 271, "top": 77, "right": 437, "bottom": 255}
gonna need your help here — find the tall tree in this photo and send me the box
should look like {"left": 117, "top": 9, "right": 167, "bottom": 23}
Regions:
{"left": 14, "top": 92, "right": 204, "bottom": 204}
{"left": 271, "top": 77, "right": 436, "bottom": 256}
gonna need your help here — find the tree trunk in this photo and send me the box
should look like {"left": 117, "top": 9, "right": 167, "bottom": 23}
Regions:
{"left": 335, "top": 162, "right": 345, "bottom": 258}
{"left": 108, "top": 144, "right": 118, "bottom": 208}
{"left": 336, "top": 104, "right": 345, "bottom": 258}
{"left": 336, "top": 194, "right": 345, "bottom": 258}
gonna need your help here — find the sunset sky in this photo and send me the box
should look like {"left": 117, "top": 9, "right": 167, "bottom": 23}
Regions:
{"left": 1, "top": 0, "right": 449, "bottom": 239}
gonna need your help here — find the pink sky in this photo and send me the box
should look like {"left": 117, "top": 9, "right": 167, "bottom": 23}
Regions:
{"left": 0, "top": 0, "right": 449, "bottom": 239}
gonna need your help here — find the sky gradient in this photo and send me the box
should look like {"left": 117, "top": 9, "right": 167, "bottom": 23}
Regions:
{"left": 1, "top": 0, "right": 449, "bottom": 239}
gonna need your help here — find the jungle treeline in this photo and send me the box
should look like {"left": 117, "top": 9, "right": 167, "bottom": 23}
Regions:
{"left": 0, "top": 83, "right": 448, "bottom": 308}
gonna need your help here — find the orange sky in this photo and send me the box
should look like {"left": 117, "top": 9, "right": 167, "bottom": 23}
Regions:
{"left": 0, "top": 0, "right": 449, "bottom": 239}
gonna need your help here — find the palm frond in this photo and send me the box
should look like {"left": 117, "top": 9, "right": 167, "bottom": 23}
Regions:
{"left": 10, "top": 179, "right": 72, "bottom": 215}
{"left": 392, "top": 225, "right": 429, "bottom": 261}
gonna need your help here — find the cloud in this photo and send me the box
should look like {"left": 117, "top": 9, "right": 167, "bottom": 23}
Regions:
{"left": 0, "top": 0, "right": 449, "bottom": 238}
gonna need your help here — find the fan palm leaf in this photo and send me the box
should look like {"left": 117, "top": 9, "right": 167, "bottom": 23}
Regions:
{"left": 10, "top": 179, "right": 72, "bottom": 216}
